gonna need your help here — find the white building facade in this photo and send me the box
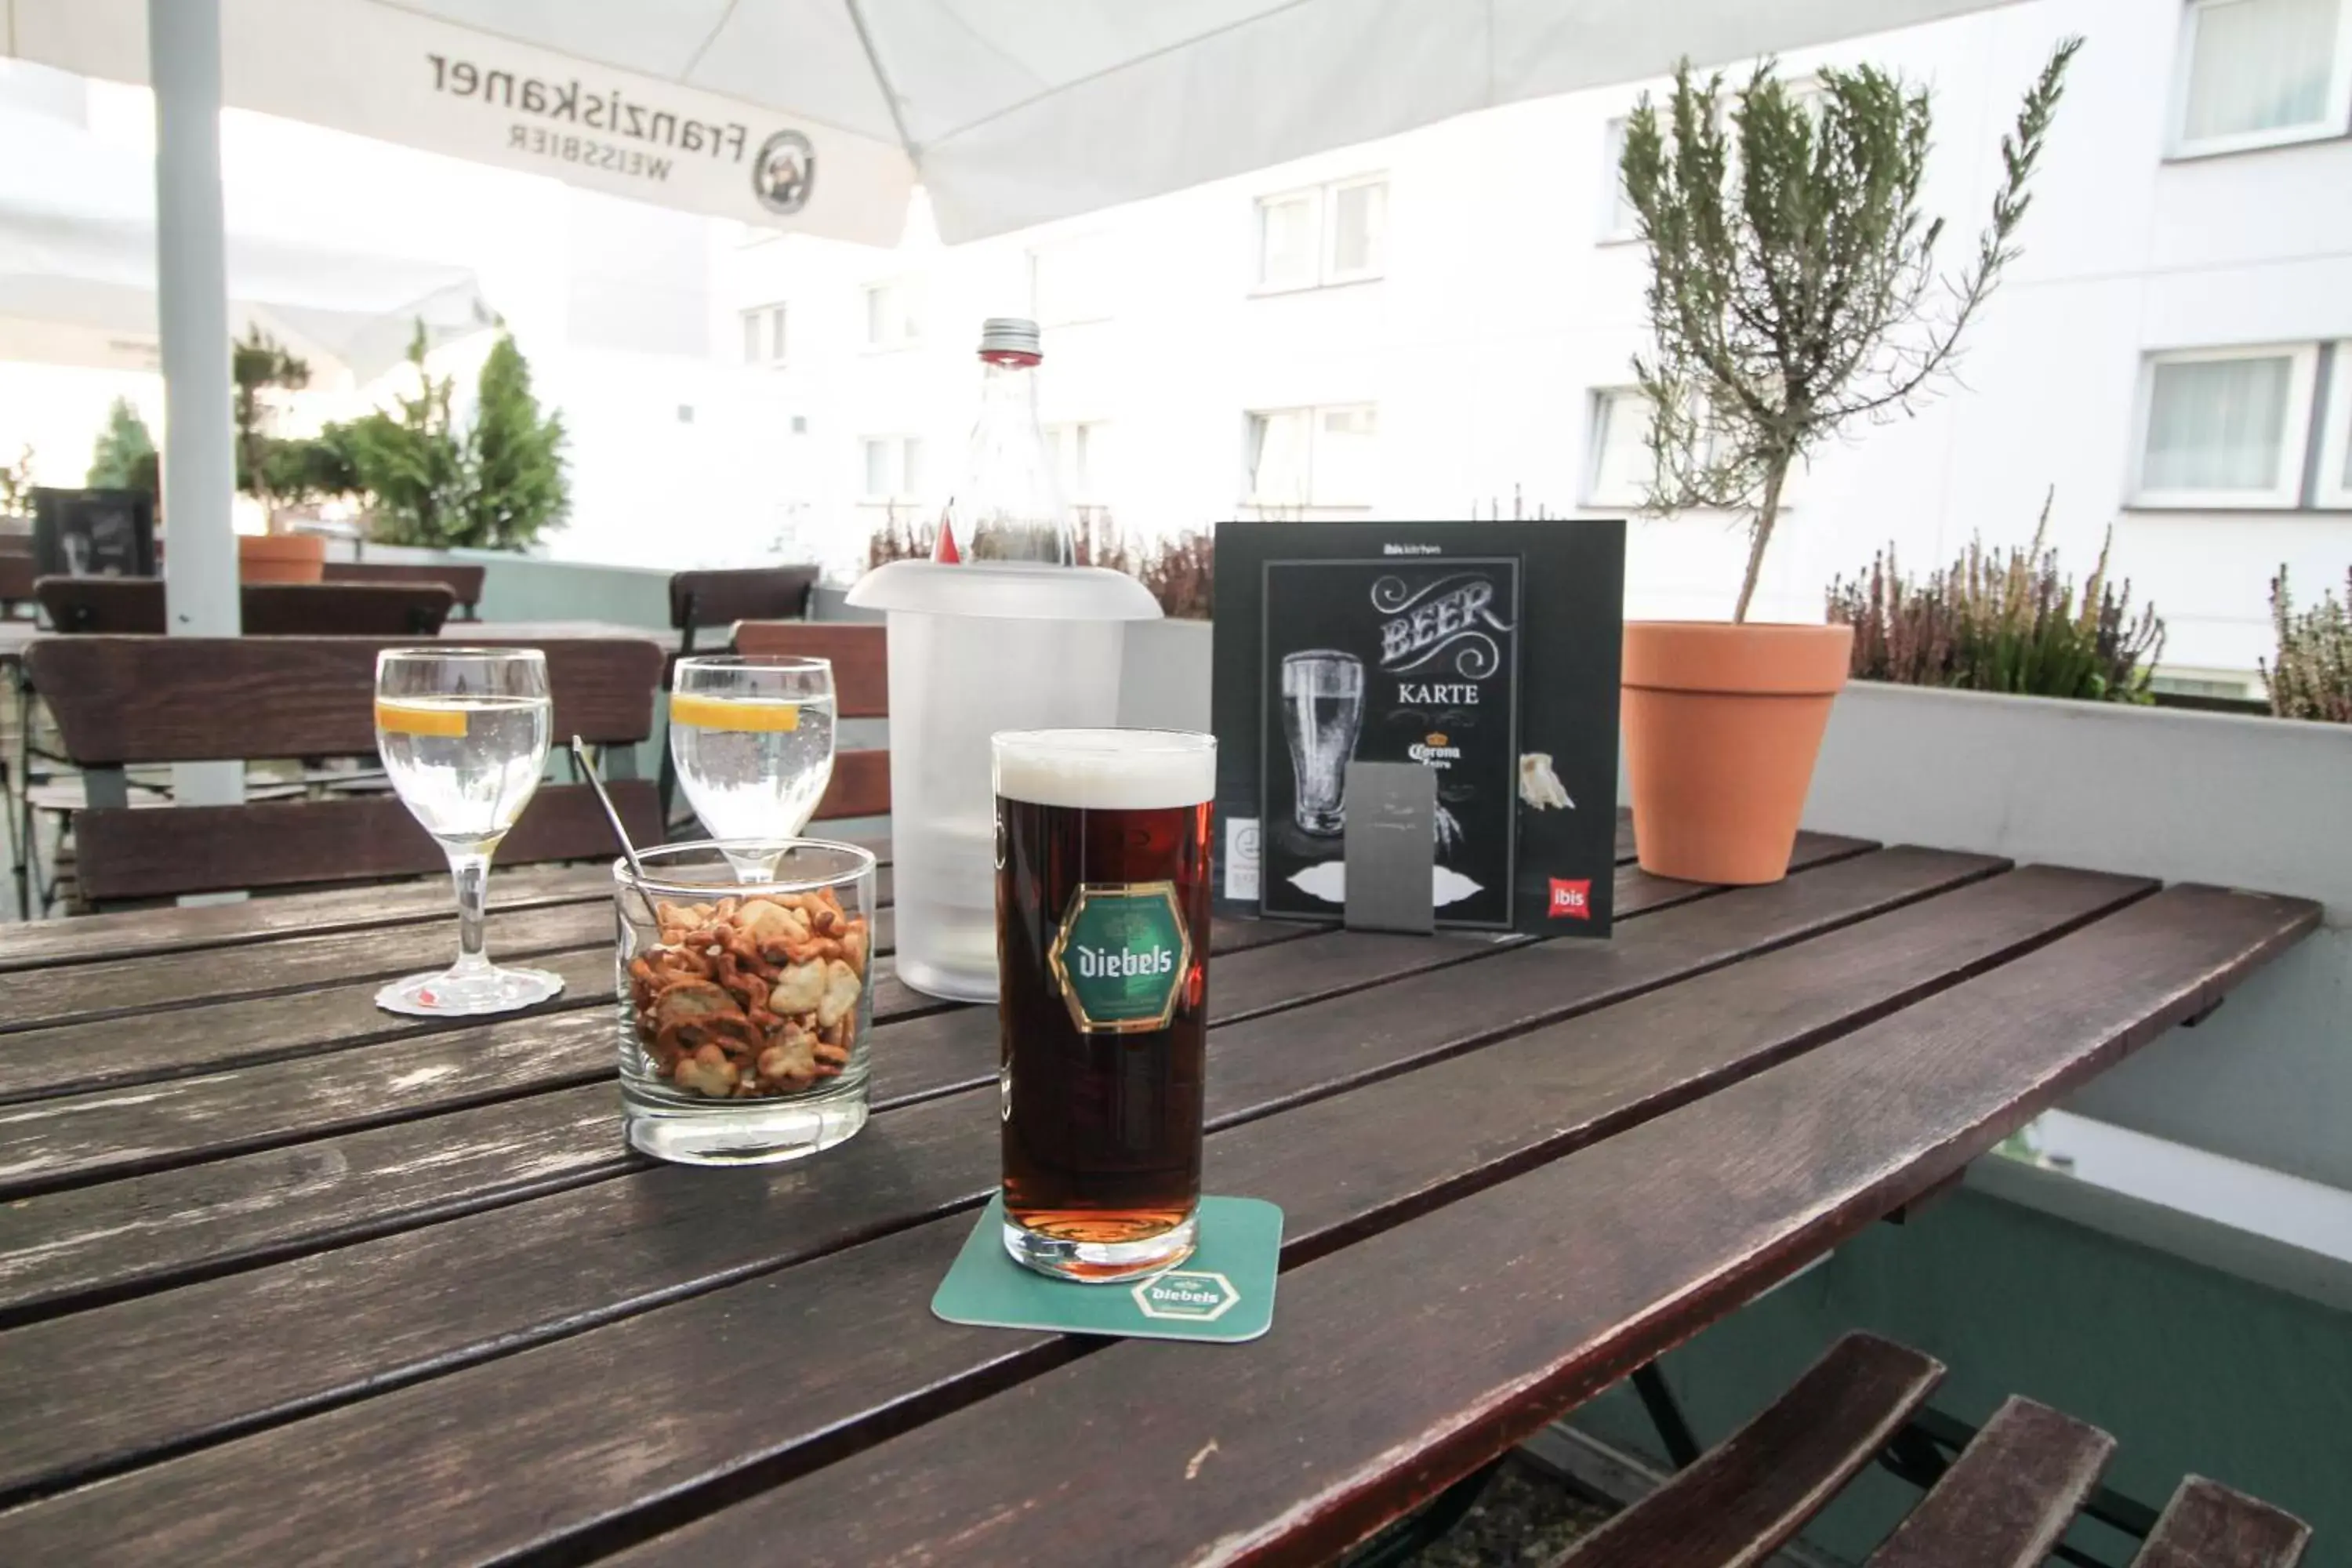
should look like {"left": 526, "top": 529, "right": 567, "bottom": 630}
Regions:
{"left": 717, "top": 0, "right": 2352, "bottom": 690}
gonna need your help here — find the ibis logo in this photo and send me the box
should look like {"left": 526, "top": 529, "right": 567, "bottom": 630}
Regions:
{"left": 1548, "top": 877, "right": 1592, "bottom": 920}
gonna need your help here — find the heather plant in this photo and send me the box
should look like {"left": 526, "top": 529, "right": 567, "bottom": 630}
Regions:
{"left": 1827, "top": 493, "right": 2162, "bottom": 702}
{"left": 2263, "top": 566, "right": 2352, "bottom": 724}
{"left": 865, "top": 502, "right": 939, "bottom": 569}
{"left": 866, "top": 504, "right": 1212, "bottom": 619}
{"left": 1470, "top": 485, "right": 1560, "bottom": 521}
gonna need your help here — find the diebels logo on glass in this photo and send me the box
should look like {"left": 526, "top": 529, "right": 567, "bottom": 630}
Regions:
{"left": 1049, "top": 884, "right": 1192, "bottom": 1033}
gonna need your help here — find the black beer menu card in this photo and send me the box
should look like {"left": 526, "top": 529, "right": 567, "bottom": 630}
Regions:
{"left": 1259, "top": 557, "right": 1521, "bottom": 927}
{"left": 1211, "top": 520, "right": 1626, "bottom": 938}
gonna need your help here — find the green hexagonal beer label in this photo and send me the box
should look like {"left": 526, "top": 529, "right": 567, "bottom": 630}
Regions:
{"left": 1049, "top": 881, "right": 1192, "bottom": 1033}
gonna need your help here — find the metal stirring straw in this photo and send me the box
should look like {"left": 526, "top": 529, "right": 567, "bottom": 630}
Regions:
{"left": 570, "top": 735, "right": 659, "bottom": 918}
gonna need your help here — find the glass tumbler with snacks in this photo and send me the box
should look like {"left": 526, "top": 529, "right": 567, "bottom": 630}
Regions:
{"left": 615, "top": 839, "right": 879, "bottom": 1164}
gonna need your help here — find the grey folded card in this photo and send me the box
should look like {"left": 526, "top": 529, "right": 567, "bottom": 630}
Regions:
{"left": 1343, "top": 761, "right": 1436, "bottom": 934}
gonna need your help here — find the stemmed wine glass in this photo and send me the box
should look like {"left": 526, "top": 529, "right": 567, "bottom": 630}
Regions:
{"left": 373, "top": 647, "right": 565, "bottom": 1016}
{"left": 669, "top": 655, "right": 837, "bottom": 882}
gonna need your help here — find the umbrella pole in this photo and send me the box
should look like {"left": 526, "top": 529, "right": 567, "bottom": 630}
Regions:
{"left": 149, "top": 0, "right": 244, "bottom": 821}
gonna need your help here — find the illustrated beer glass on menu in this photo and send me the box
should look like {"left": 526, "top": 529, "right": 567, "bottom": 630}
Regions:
{"left": 993, "top": 728, "right": 1215, "bottom": 1282}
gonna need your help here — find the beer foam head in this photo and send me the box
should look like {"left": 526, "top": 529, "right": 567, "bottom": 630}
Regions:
{"left": 993, "top": 729, "right": 1215, "bottom": 811}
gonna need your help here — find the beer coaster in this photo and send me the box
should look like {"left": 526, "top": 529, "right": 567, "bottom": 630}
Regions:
{"left": 931, "top": 1195, "right": 1283, "bottom": 1345}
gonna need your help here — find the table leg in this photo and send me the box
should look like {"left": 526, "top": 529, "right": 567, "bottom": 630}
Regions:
{"left": 11, "top": 662, "right": 32, "bottom": 920}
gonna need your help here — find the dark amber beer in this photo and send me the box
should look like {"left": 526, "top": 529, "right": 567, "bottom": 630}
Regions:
{"left": 992, "top": 729, "right": 1215, "bottom": 1281}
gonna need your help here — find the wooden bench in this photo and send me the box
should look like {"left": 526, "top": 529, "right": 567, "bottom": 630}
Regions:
{"left": 241, "top": 581, "right": 455, "bottom": 635}
{"left": 32, "top": 575, "right": 162, "bottom": 633}
{"left": 720, "top": 620, "right": 890, "bottom": 822}
{"left": 34, "top": 578, "right": 456, "bottom": 636}
{"left": 1552, "top": 1334, "right": 2310, "bottom": 1568}
{"left": 321, "top": 559, "right": 486, "bottom": 619}
{"left": 24, "top": 634, "right": 662, "bottom": 907}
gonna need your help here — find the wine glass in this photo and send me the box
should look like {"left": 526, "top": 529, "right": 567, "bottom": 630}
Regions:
{"left": 670, "top": 655, "right": 837, "bottom": 882}
{"left": 373, "top": 647, "right": 565, "bottom": 1016}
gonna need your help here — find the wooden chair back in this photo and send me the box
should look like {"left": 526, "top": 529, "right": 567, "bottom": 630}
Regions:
{"left": 649, "top": 569, "right": 821, "bottom": 821}
{"left": 36, "top": 575, "right": 163, "bottom": 633}
{"left": 667, "top": 566, "right": 819, "bottom": 645}
{"left": 32, "top": 486, "right": 156, "bottom": 577}
{"left": 38, "top": 579, "right": 457, "bottom": 636}
{"left": 241, "top": 583, "right": 455, "bottom": 636}
{"left": 25, "top": 634, "right": 664, "bottom": 904}
{"left": 323, "top": 560, "right": 488, "bottom": 619}
{"left": 1552, "top": 1333, "right": 2312, "bottom": 1568}
{"left": 723, "top": 621, "right": 890, "bottom": 821}
{"left": 0, "top": 554, "right": 34, "bottom": 619}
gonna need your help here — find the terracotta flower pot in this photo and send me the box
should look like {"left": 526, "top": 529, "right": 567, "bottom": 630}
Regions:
{"left": 238, "top": 533, "right": 327, "bottom": 585}
{"left": 1622, "top": 620, "right": 1854, "bottom": 886}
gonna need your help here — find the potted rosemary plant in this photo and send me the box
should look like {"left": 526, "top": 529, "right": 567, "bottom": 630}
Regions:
{"left": 1617, "top": 40, "right": 2078, "bottom": 882}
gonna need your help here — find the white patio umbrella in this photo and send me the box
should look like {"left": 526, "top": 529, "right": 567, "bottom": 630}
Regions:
{"left": 0, "top": 106, "right": 493, "bottom": 380}
{"left": 3, "top": 0, "right": 2022, "bottom": 815}
{"left": 12, "top": 0, "right": 2024, "bottom": 245}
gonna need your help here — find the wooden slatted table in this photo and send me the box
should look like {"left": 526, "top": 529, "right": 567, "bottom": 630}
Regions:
{"left": 0, "top": 826, "right": 2316, "bottom": 1565}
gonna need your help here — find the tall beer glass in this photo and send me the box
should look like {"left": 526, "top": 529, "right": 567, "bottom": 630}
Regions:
{"left": 1281, "top": 650, "right": 1364, "bottom": 834}
{"left": 993, "top": 728, "right": 1215, "bottom": 1282}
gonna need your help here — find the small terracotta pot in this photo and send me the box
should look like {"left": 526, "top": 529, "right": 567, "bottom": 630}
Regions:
{"left": 1622, "top": 620, "right": 1854, "bottom": 886}
{"left": 238, "top": 533, "right": 327, "bottom": 584}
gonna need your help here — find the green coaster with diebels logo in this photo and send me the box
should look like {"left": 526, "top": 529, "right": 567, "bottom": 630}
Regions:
{"left": 932, "top": 1196, "right": 1283, "bottom": 1344}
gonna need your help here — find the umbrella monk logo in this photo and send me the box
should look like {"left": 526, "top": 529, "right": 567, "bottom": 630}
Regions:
{"left": 753, "top": 130, "right": 818, "bottom": 215}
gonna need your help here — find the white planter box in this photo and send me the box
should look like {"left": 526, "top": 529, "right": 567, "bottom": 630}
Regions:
{"left": 1802, "top": 683, "right": 2352, "bottom": 1192}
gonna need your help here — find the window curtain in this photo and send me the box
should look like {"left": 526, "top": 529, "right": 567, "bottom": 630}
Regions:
{"left": 1258, "top": 196, "right": 1317, "bottom": 287}
{"left": 1601, "top": 118, "right": 1637, "bottom": 236}
{"left": 1248, "top": 410, "right": 1314, "bottom": 505}
{"left": 1590, "top": 390, "right": 1657, "bottom": 503}
{"left": 2143, "top": 356, "right": 2292, "bottom": 492}
{"left": 2184, "top": 0, "right": 2340, "bottom": 140}
{"left": 1329, "top": 183, "right": 1386, "bottom": 275}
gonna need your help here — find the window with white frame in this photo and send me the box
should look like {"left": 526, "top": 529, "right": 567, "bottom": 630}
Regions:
{"left": 1598, "top": 118, "right": 1641, "bottom": 243}
{"left": 2319, "top": 342, "right": 2352, "bottom": 507}
{"left": 2150, "top": 669, "right": 2261, "bottom": 699}
{"left": 1585, "top": 389, "right": 1659, "bottom": 507}
{"left": 1029, "top": 238, "right": 1112, "bottom": 326}
{"left": 2172, "top": 0, "right": 2352, "bottom": 156}
{"left": 1245, "top": 405, "right": 1377, "bottom": 508}
{"left": 1254, "top": 176, "right": 1388, "bottom": 290}
{"left": 739, "top": 303, "right": 786, "bottom": 365}
{"left": 863, "top": 280, "right": 923, "bottom": 349}
{"left": 1045, "top": 421, "right": 1107, "bottom": 504}
{"left": 1327, "top": 178, "right": 1387, "bottom": 281}
{"left": 2132, "top": 345, "right": 2319, "bottom": 507}
{"left": 860, "top": 435, "right": 924, "bottom": 503}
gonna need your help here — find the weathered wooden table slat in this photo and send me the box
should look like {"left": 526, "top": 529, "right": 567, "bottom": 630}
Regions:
{"left": 0, "top": 838, "right": 896, "bottom": 976}
{"left": 0, "top": 837, "right": 1841, "bottom": 1325}
{"left": 624, "top": 885, "right": 2309, "bottom": 1568}
{"left": 0, "top": 824, "right": 2316, "bottom": 1567}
